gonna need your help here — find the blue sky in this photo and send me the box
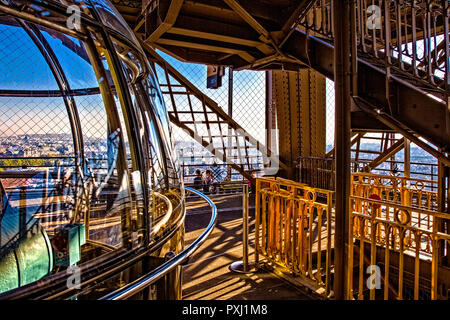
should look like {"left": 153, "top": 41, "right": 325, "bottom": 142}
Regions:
{"left": 0, "top": 23, "right": 105, "bottom": 138}
{"left": 0, "top": 24, "right": 97, "bottom": 91}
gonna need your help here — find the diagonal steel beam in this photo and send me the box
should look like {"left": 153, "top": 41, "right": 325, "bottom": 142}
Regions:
{"left": 325, "top": 132, "right": 364, "bottom": 158}
{"left": 222, "top": 0, "right": 271, "bottom": 42}
{"left": 145, "top": 0, "right": 184, "bottom": 43}
{"left": 168, "top": 113, "right": 255, "bottom": 184}
{"left": 363, "top": 137, "right": 405, "bottom": 172}
{"left": 222, "top": 0, "right": 287, "bottom": 59}
{"left": 353, "top": 97, "right": 450, "bottom": 168}
{"left": 141, "top": 44, "right": 288, "bottom": 181}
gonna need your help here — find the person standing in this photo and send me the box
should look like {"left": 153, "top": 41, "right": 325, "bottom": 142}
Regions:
{"left": 202, "top": 169, "right": 214, "bottom": 194}
{"left": 193, "top": 169, "right": 203, "bottom": 190}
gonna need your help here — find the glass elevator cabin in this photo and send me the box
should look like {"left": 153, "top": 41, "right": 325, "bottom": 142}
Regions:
{"left": 0, "top": 0, "right": 185, "bottom": 299}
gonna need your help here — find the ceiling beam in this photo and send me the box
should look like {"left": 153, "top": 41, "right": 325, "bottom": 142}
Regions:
{"left": 222, "top": 0, "right": 271, "bottom": 42}
{"left": 183, "top": 0, "right": 283, "bottom": 26}
{"left": 146, "top": 0, "right": 184, "bottom": 43}
{"left": 166, "top": 27, "right": 274, "bottom": 55}
{"left": 153, "top": 43, "right": 231, "bottom": 65}
{"left": 155, "top": 37, "right": 256, "bottom": 63}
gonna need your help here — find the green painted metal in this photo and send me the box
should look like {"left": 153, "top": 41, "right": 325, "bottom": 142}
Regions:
{"left": 53, "top": 224, "right": 86, "bottom": 267}
{"left": 0, "top": 198, "right": 53, "bottom": 294}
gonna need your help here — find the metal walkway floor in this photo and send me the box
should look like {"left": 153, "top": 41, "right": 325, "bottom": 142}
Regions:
{"left": 182, "top": 193, "right": 312, "bottom": 300}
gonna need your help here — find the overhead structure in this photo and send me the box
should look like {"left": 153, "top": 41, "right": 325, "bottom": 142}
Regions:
{"left": 143, "top": 47, "right": 287, "bottom": 182}
{"left": 112, "top": 0, "right": 450, "bottom": 155}
{"left": 131, "top": 0, "right": 315, "bottom": 70}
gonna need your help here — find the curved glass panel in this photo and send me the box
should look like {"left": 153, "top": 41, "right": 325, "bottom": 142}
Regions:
{"left": 89, "top": 0, "right": 142, "bottom": 50}
{"left": 113, "top": 41, "right": 168, "bottom": 235}
{"left": 112, "top": 38, "right": 183, "bottom": 240}
{"left": 0, "top": 0, "right": 184, "bottom": 299}
{"left": 144, "top": 71, "right": 172, "bottom": 145}
{"left": 40, "top": 28, "right": 99, "bottom": 90}
{"left": 0, "top": 22, "right": 59, "bottom": 91}
{"left": 0, "top": 18, "right": 134, "bottom": 295}
{"left": 142, "top": 73, "right": 181, "bottom": 189}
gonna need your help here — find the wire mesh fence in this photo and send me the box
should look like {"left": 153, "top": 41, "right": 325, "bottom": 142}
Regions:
{"left": 325, "top": 78, "right": 335, "bottom": 154}
{"left": 319, "top": 78, "right": 440, "bottom": 186}
{"left": 153, "top": 51, "right": 268, "bottom": 185}
{"left": 232, "top": 69, "right": 266, "bottom": 144}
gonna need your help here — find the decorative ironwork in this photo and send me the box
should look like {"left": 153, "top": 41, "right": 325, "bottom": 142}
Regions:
{"left": 299, "top": 0, "right": 449, "bottom": 96}
{"left": 348, "top": 194, "right": 450, "bottom": 299}
{"left": 254, "top": 177, "right": 334, "bottom": 296}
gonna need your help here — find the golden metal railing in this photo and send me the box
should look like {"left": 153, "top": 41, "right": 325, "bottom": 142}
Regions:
{"left": 254, "top": 177, "right": 334, "bottom": 295}
{"left": 255, "top": 175, "right": 448, "bottom": 300}
{"left": 351, "top": 172, "right": 438, "bottom": 211}
{"left": 348, "top": 195, "right": 450, "bottom": 300}
{"left": 299, "top": 0, "right": 449, "bottom": 94}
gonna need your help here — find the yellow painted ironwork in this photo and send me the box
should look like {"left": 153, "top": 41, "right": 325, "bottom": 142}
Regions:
{"left": 348, "top": 195, "right": 450, "bottom": 300}
{"left": 351, "top": 172, "right": 438, "bottom": 212}
{"left": 255, "top": 177, "right": 334, "bottom": 295}
{"left": 256, "top": 174, "right": 448, "bottom": 300}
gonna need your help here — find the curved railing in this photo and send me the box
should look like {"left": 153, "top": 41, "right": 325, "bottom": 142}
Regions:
{"left": 99, "top": 186, "right": 217, "bottom": 300}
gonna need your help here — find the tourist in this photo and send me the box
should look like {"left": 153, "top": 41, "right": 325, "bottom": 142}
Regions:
{"left": 202, "top": 169, "right": 214, "bottom": 194}
{"left": 193, "top": 169, "right": 203, "bottom": 190}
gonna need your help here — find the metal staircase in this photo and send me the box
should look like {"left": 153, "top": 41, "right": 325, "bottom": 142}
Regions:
{"left": 141, "top": 45, "right": 286, "bottom": 183}
{"left": 285, "top": 0, "right": 450, "bottom": 154}
{"left": 116, "top": 0, "right": 449, "bottom": 156}
{"left": 111, "top": 0, "right": 450, "bottom": 173}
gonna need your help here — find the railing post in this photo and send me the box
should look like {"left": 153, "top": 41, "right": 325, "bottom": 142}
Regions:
{"left": 438, "top": 155, "right": 449, "bottom": 268}
{"left": 230, "top": 183, "right": 256, "bottom": 273}
{"left": 404, "top": 139, "right": 410, "bottom": 178}
{"left": 227, "top": 67, "right": 233, "bottom": 179}
{"left": 255, "top": 179, "right": 260, "bottom": 267}
{"left": 243, "top": 184, "right": 249, "bottom": 272}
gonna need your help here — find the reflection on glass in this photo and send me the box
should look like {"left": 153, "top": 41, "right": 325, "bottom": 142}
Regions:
{"left": 0, "top": 0, "right": 184, "bottom": 298}
{"left": 0, "top": 18, "right": 132, "bottom": 294}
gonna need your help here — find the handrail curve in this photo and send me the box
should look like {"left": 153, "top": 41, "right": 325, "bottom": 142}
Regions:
{"left": 99, "top": 187, "right": 217, "bottom": 300}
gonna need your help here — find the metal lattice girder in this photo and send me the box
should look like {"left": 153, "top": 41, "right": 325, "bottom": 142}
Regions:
{"left": 283, "top": 27, "right": 450, "bottom": 152}
{"left": 132, "top": 0, "right": 316, "bottom": 69}
{"left": 272, "top": 68, "right": 326, "bottom": 177}
{"left": 116, "top": 0, "right": 450, "bottom": 153}
{"left": 141, "top": 45, "right": 287, "bottom": 183}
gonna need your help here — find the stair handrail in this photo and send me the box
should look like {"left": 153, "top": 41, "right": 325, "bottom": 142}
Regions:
{"left": 99, "top": 186, "right": 217, "bottom": 300}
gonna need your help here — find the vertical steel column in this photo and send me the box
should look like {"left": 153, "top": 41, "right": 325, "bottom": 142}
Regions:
{"left": 444, "top": 0, "right": 449, "bottom": 140}
{"left": 228, "top": 68, "right": 233, "bottom": 179}
{"left": 229, "top": 184, "right": 255, "bottom": 273}
{"left": 266, "top": 71, "right": 273, "bottom": 152}
{"left": 438, "top": 153, "right": 449, "bottom": 267}
{"left": 444, "top": 0, "right": 450, "bottom": 268}
{"left": 446, "top": 164, "right": 450, "bottom": 266}
{"left": 404, "top": 139, "right": 410, "bottom": 178}
{"left": 242, "top": 184, "right": 249, "bottom": 272}
{"left": 333, "top": 0, "right": 352, "bottom": 300}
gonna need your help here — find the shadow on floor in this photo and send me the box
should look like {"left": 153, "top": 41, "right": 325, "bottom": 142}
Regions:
{"left": 182, "top": 194, "right": 312, "bottom": 300}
